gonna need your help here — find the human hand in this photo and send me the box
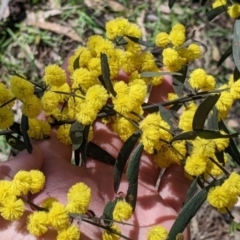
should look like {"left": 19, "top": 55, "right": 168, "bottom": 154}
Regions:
{"left": 0, "top": 77, "right": 191, "bottom": 240}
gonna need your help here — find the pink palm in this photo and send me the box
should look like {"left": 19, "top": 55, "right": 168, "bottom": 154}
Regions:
{"left": 0, "top": 122, "right": 191, "bottom": 240}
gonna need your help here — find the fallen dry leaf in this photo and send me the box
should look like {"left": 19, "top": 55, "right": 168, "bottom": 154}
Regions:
{"left": 108, "top": 1, "right": 125, "bottom": 12}
{"left": 27, "top": 21, "right": 84, "bottom": 43}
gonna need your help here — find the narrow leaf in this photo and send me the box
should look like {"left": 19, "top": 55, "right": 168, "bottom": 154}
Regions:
{"left": 186, "top": 177, "right": 198, "bottom": 202}
{"left": 171, "top": 131, "right": 197, "bottom": 143}
{"left": 100, "top": 53, "right": 117, "bottom": 97}
{"left": 126, "top": 36, "right": 154, "bottom": 47}
{"left": 158, "top": 105, "right": 177, "bottom": 131}
{"left": 192, "top": 94, "right": 220, "bottom": 131}
{"left": 114, "top": 131, "right": 141, "bottom": 193}
{"left": 215, "top": 150, "right": 225, "bottom": 165}
{"left": 6, "top": 135, "right": 26, "bottom": 151}
{"left": 87, "top": 142, "right": 116, "bottom": 165}
{"left": 73, "top": 55, "right": 80, "bottom": 70}
{"left": 79, "top": 124, "right": 91, "bottom": 166}
{"left": 197, "top": 130, "right": 238, "bottom": 139}
{"left": 140, "top": 71, "right": 182, "bottom": 78}
{"left": 168, "top": 0, "right": 176, "bottom": 9}
{"left": 168, "top": 178, "right": 225, "bottom": 239}
{"left": 233, "top": 20, "right": 240, "bottom": 72}
{"left": 207, "top": 5, "right": 226, "bottom": 21}
{"left": 217, "top": 46, "right": 232, "bottom": 67}
{"left": 172, "top": 65, "right": 188, "bottom": 95}
{"left": 21, "top": 115, "right": 32, "bottom": 153}
{"left": 207, "top": 106, "right": 218, "bottom": 130}
{"left": 219, "top": 120, "right": 240, "bottom": 165}
{"left": 126, "top": 143, "right": 143, "bottom": 211}
{"left": 234, "top": 66, "right": 240, "bottom": 81}
{"left": 70, "top": 121, "right": 84, "bottom": 151}
{"left": 102, "top": 201, "right": 115, "bottom": 226}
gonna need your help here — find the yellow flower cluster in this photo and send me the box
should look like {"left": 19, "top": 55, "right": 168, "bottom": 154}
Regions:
{"left": 155, "top": 23, "right": 202, "bottom": 72}
{"left": 27, "top": 182, "right": 91, "bottom": 239}
{"left": 212, "top": 0, "right": 240, "bottom": 19}
{"left": 113, "top": 200, "right": 133, "bottom": 221}
{"left": 147, "top": 225, "right": 168, "bottom": 240}
{"left": 207, "top": 172, "right": 240, "bottom": 212}
{"left": 0, "top": 170, "right": 45, "bottom": 221}
{"left": 184, "top": 136, "right": 229, "bottom": 177}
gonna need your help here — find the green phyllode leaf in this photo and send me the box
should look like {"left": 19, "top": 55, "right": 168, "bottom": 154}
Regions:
{"left": 233, "top": 20, "right": 240, "bottom": 72}
{"left": 100, "top": 53, "right": 117, "bottom": 97}
{"left": 73, "top": 54, "right": 80, "bottom": 70}
{"left": 186, "top": 177, "right": 198, "bottom": 202}
{"left": 70, "top": 121, "right": 84, "bottom": 151}
{"left": 168, "top": 178, "right": 225, "bottom": 239}
{"left": 168, "top": 0, "right": 176, "bottom": 9}
{"left": 217, "top": 46, "right": 232, "bottom": 67}
{"left": 6, "top": 134, "right": 26, "bottom": 152}
{"left": 21, "top": 115, "right": 32, "bottom": 153}
{"left": 207, "top": 106, "right": 218, "bottom": 130}
{"left": 207, "top": 5, "right": 226, "bottom": 21}
{"left": 140, "top": 71, "right": 182, "bottom": 78}
{"left": 126, "top": 36, "right": 154, "bottom": 47}
{"left": 192, "top": 94, "right": 220, "bottom": 131}
{"left": 233, "top": 66, "right": 240, "bottom": 81}
{"left": 126, "top": 143, "right": 143, "bottom": 212}
{"left": 114, "top": 131, "right": 141, "bottom": 193}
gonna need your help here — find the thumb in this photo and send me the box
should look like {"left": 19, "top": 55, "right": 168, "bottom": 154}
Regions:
{"left": 0, "top": 146, "right": 43, "bottom": 180}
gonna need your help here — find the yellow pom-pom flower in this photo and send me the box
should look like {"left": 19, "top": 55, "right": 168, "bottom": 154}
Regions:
{"left": 27, "top": 211, "right": 49, "bottom": 236}
{"left": 57, "top": 124, "right": 72, "bottom": 145}
{"left": 106, "top": 17, "right": 130, "bottom": 40}
{"left": 169, "top": 23, "right": 186, "bottom": 47}
{"left": 212, "top": 0, "right": 226, "bottom": 9}
{"left": 162, "top": 48, "right": 186, "bottom": 72}
{"left": 113, "top": 200, "right": 133, "bottom": 221}
{"left": 76, "top": 102, "right": 98, "bottom": 125}
{"left": 71, "top": 67, "right": 97, "bottom": 91}
{"left": 0, "top": 83, "right": 15, "bottom": 107}
{"left": 0, "top": 107, "right": 14, "bottom": 130}
{"left": 85, "top": 85, "right": 109, "bottom": 110}
{"left": 0, "top": 180, "right": 14, "bottom": 202}
{"left": 44, "top": 64, "right": 66, "bottom": 87}
{"left": 216, "top": 84, "right": 233, "bottom": 119}
{"left": 29, "top": 170, "right": 45, "bottom": 194}
{"left": 0, "top": 196, "right": 25, "bottom": 221}
{"left": 28, "top": 118, "right": 51, "bottom": 139}
{"left": 228, "top": 4, "right": 240, "bottom": 19}
{"left": 41, "top": 91, "right": 60, "bottom": 114}
{"left": 48, "top": 202, "right": 70, "bottom": 230}
{"left": 147, "top": 225, "right": 168, "bottom": 240}
{"left": 66, "top": 182, "right": 91, "bottom": 214}
{"left": 222, "top": 172, "right": 240, "bottom": 195}
{"left": 57, "top": 225, "right": 81, "bottom": 240}
{"left": 188, "top": 68, "right": 216, "bottom": 91}
{"left": 178, "top": 103, "right": 197, "bottom": 131}
{"left": 22, "top": 95, "right": 42, "bottom": 118}
{"left": 184, "top": 154, "right": 207, "bottom": 176}
{"left": 155, "top": 32, "right": 170, "bottom": 48}
{"left": 102, "top": 225, "right": 121, "bottom": 240}
{"left": 41, "top": 197, "right": 58, "bottom": 209}
{"left": 207, "top": 185, "right": 231, "bottom": 209}
{"left": 113, "top": 117, "right": 137, "bottom": 142}
{"left": 10, "top": 75, "right": 34, "bottom": 101}
{"left": 12, "top": 170, "right": 31, "bottom": 195}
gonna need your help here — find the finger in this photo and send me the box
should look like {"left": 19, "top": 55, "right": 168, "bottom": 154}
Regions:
{"left": 88, "top": 122, "right": 160, "bottom": 186}
{"left": 148, "top": 75, "right": 173, "bottom": 103}
{"left": 158, "top": 164, "right": 192, "bottom": 213}
{"left": 33, "top": 130, "right": 72, "bottom": 163}
{"left": 0, "top": 146, "right": 43, "bottom": 180}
